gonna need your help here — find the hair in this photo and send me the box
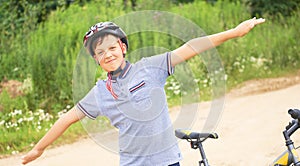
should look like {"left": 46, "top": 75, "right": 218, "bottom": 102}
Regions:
{"left": 88, "top": 33, "right": 117, "bottom": 56}
{"left": 92, "top": 34, "right": 108, "bottom": 54}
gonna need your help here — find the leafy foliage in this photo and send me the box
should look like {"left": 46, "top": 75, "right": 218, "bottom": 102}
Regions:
{"left": 0, "top": 0, "right": 300, "bottom": 156}
{"left": 245, "top": 0, "right": 300, "bottom": 18}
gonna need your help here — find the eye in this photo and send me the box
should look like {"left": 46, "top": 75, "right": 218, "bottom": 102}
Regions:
{"left": 110, "top": 46, "right": 116, "bottom": 50}
{"left": 97, "top": 51, "right": 105, "bottom": 56}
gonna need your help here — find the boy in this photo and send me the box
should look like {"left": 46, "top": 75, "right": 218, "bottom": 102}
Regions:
{"left": 21, "top": 17, "right": 265, "bottom": 165}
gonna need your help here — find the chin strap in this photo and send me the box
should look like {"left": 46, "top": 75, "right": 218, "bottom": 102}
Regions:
{"left": 105, "top": 39, "right": 126, "bottom": 100}
{"left": 105, "top": 60, "right": 125, "bottom": 100}
{"left": 106, "top": 73, "right": 118, "bottom": 99}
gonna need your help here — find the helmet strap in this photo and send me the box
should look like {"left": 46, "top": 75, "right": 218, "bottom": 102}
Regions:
{"left": 106, "top": 73, "right": 118, "bottom": 99}
{"left": 105, "top": 59, "right": 125, "bottom": 100}
{"left": 112, "top": 58, "right": 125, "bottom": 76}
{"left": 117, "top": 39, "right": 126, "bottom": 57}
{"left": 104, "top": 39, "right": 127, "bottom": 99}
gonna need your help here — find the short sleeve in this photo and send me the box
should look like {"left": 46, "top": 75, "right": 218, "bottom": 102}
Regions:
{"left": 142, "top": 52, "right": 174, "bottom": 85}
{"left": 76, "top": 86, "right": 102, "bottom": 120}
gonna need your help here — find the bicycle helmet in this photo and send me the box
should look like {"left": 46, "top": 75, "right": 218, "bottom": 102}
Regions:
{"left": 83, "top": 22, "right": 128, "bottom": 56}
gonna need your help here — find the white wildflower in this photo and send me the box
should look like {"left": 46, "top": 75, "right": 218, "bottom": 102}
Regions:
{"left": 174, "top": 90, "right": 180, "bottom": 95}
{"left": 256, "top": 58, "right": 266, "bottom": 67}
{"left": 26, "top": 117, "right": 34, "bottom": 121}
{"left": 11, "top": 151, "right": 19, "bottom": 155}
{"left": 38, "top": 109, "right": 44, "bottom": 114}
{"left": 13, "top": 67, "right": 19, "bottom": 72}
{"left": 167, "top": 87, "right": 174, "bottom": 90}
{"left": 15, "top": 109, "right": 22, "bottom": 115}
{"left": 233, "top": 61, "right": 240, "bottom": 66}
{"left": 174, "top": 85, "right": 180, "bottom": 90}
{"left": 18, "top": 118, "right": 23, "bottom": 124}
{"left": 250, "top": 56, "right": 256, "bottom": 62}
{"left": 12, "top": 123, "right": 18, "bottom": 127}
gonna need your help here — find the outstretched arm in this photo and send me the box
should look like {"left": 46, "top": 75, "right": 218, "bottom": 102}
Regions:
{"left": 21, "top": 107, "right": 85, "bottom": 165}
{"left": 171, "top": 17, "right": 266, "bottom": 66}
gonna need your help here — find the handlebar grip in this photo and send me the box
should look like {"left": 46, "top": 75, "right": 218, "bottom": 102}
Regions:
{"left": 288, "top": 109, "right": 300, "bottom": 120}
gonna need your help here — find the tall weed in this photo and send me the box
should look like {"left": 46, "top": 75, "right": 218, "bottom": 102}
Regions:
{"left": 1, "top": 0, "right": 300, "bottom": 156}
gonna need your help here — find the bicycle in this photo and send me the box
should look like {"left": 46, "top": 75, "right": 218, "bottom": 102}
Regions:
{"left": 175, "top": 108, "right": 300, "bottom": 166}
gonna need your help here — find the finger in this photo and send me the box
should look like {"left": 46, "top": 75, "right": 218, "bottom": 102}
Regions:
{"left": 21, "top": 158, "right": 27, "bottom": 165}
{"left": 255, "top": 18, "right": 266, "bottom": 25}
{"left": 21, "top": 155, "right": 30, "bottom": 165}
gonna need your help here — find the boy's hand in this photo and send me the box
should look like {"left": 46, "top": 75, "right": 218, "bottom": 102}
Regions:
{"left": 21, "top": 149, "right": 44, "bottom": 165}
{"left": 234, "top": 17, "right": 265, "bottom": 37}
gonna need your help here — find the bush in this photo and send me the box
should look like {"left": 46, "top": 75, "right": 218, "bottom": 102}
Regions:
{"left": 1, "top": 0, "right": 300, "bottom": 156}
{"left": 245, "top": 0, "right": 300, "bottom": 18}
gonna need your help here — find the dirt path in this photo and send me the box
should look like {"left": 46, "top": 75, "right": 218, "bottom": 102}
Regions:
{"left": 1, "top": 75, "right": 300, "bottom": 166}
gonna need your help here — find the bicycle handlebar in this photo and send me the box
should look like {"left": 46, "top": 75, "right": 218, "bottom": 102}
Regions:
{"left": 284, "top": 108, "right": 300, "bottom": 140}
{"left": 288, "top": 109, "right": 300, "bottom": 121}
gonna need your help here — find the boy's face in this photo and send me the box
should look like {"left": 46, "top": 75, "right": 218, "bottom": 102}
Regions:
{"left": 93, "top": 35, "right": 127, "bottom": 72}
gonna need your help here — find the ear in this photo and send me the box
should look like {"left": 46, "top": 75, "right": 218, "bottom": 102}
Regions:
{"left": 121, "top": 43, "right": 127, "bottom": 54}
{"left": 93, "top": 55, "right": 100, "bottom": 65}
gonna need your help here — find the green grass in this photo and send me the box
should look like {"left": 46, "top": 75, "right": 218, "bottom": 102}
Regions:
{"left": 1, "top": 122, "right": 86, "bottom": 157}
{"left": 0, "top": 96, "right": 87, "bottom": 156}
{"left": 0, "top": 0, "right": 300, "bottom": 157}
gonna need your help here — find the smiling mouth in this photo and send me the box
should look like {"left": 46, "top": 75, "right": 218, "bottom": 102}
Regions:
{"left": 106, "top": 59, "right": 116, "bottom": 64}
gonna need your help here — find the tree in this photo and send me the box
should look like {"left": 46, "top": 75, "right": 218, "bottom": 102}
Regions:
{"left": 245, "top": 0, "right": 300, "bottom": 18}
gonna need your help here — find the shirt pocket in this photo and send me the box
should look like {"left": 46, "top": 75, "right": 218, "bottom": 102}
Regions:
{"left": 128, "top": 80, "right": 151, "bottom": 108}
{"left": 129, "top": 80, "right": 146, "bottom": 94}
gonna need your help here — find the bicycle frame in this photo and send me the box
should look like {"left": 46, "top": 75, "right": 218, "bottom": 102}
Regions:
{"left": 175, "top": 129, "right": 218, "bottom": 166}
{"left": 177, "top": 109, "right": 300, "bottom": 166}
{"left": 191, "top": 139, "right": 210, "bottom": 166}
{"left": 272, "top": 119, "right": 300, "bottom": 166}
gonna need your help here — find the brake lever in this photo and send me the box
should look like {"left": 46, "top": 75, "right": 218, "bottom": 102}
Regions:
{"left": 286, "top": 120, "right": 297, "bottom": 130}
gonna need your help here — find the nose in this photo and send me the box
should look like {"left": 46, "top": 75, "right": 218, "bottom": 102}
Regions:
{"left": 103, "top": 50, "right": 113, "bottom": 59}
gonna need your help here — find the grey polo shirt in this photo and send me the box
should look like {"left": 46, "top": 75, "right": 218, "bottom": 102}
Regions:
{"left": 76, "top": 52, "right": 182, "bottom": 166}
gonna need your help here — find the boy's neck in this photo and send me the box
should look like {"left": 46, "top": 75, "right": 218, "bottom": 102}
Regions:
{"left": 109, "top": 60, "right": 127, "bottom": 79}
